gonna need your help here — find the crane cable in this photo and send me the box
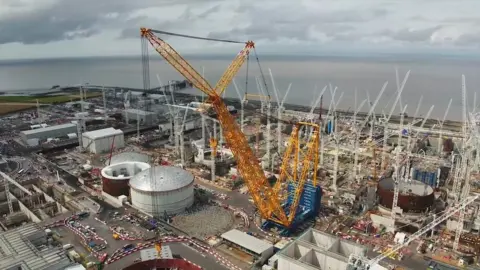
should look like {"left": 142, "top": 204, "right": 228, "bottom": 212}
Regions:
{"left": 151, "top": 29, "right": 284, "bottom": 165}
{"left": 149, "top": 29, "right": 244, "bottom": 44}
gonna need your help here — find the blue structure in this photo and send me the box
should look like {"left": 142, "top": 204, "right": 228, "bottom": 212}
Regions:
{"left": 413, "top": 168, "right": 438, "bottom": 187}
{"left": 262, "top": 181, "right": 322, "bottom": 236}
{"left": 326, "top": 120, "right": 334, "bottom": 134}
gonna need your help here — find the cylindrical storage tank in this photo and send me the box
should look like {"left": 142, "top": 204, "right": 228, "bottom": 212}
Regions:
{"left": 101, "top": 162, "right": 151, "bottom": 197}
{"left": 106, "top": 152, "right": 151, "bottom": 166}
{"left": 443, "top": 138, "right": 454, "bottom": 152}
{"left": 377, "top": 178, "right": 434, "bottom": 213}
{"left": 129, "top": 166, "right": 194, "bottom": 217}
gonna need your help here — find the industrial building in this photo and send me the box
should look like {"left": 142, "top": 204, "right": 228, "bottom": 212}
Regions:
{"left": 277, "top": 228, "right": 370, "bottom": 270}
{"left": 101, "top": 161, "right": 150, "bottom": 196}
{"left": 129, "top": 166, "right": 194, "bottom": 217}
{"left": 221, "top": 229, "right": 274, "bottom": 264}
{"left": 0, "top": 223, "right": 74, "bottom": 270}
{"left": 82, "top": 127, "right": 124, "bottom": 154}
{"left": 158, "top": 117, "right": 202, "bottom": 134}
{"left": 65, "top": 101, "right": 92, "bottom": 109}
{"left": 140, "top": 246, "right": 173, "bottom": 261}
{"left": 106, "top": 152, "right": 151, "bottom": 166}
{"left": 20, "top": 123, "right": 77, "bottom": 143}
{"left": 124, "top": 108, "right": 157, "bottom": 125}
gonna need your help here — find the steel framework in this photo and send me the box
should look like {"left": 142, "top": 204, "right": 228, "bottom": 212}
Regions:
{"left": 141, "top": 28, "right": 319, "bottom": 227}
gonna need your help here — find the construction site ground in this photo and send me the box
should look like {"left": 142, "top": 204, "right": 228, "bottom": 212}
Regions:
{"left": 217, "top": 243, "right": 255, "bottom": 265}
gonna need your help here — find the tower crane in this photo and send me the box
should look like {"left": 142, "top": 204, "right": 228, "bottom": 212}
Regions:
{"left": 168, "top": 103, "right": 222, "bottom": 180}
{"left": 452, "top": 75, "right": 473, "bottom": 252}
{"left": 391, "top": 105, "right": 408, "bottom": 222}
{"left": 141, "top": 27, "right": 320, "bottom": 227}
{"left": 379, "top": 70, "right": 410, "bottom": 170}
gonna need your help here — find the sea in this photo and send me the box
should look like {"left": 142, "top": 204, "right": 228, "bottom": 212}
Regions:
{"left": 1, "top": 54, "right": 480, "bottom": 120}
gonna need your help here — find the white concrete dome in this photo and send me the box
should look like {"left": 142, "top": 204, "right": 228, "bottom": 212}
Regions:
{"left": 129, "top": 166, "right": 194, "bottom": 216}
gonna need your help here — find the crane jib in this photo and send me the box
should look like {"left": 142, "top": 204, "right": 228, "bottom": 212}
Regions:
{"left": 142, "top": 28, "right": 321, "bottom": 227}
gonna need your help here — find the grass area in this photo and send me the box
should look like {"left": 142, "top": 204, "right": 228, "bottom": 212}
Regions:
{"left": 0, "top": 92, "right": 102, "bottom": 115}
{"left": 0, "top": 104, "right": 37, "bottom": 115}
{"left": 0, "top": 92, "right": 101, "bottom": 104}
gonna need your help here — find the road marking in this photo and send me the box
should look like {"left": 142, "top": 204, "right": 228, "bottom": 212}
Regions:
{"left": 182, "top": 243, "right": 206, "bottom": 257}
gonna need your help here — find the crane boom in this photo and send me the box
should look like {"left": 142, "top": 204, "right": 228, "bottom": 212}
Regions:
{"left": 142, "top": 28, "right": 310, "bottom": 225}
{"left": 141, "top": 29, "right": 213, "bottom": 94}
{"left": 213, "top": 41, "right": 255, "bottom": 96}
{"left": 273, "top": 123, "right": 320, "bottom": 197}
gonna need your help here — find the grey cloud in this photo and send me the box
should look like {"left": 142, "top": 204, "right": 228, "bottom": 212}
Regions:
{"left": 119, "top": 3, "right": 220, "bottom": 40}
{"left": 0, "top": 0, "right": 220, "bottom": 45}
{"left": 119, "top": 16, "right": 177, "bottom": 39}
{"left": 456, "top": 33, "right": 480, "bottom": 46}
{"left": 208, "top": 6, "right": 386, "bottom": 43}
{"left": 381, "top": 26, "right": 443, "bottom": 42}
{"left": 198, "top": 5, "right": 221, "bottom": 19}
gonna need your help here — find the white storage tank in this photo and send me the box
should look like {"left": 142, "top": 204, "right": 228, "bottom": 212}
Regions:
{"left": 129, "top": 166, "right": 194, "bottom": 217}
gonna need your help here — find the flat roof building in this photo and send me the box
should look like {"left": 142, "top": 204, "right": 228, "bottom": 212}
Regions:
{"left": 123, "top": 108, "right": 157, "bottom": 125}
{"left": 20, "top": 123, "right": 77, "bottom": 143}
{"left": 277, "top": 228, "right": 371, "bottom": 270}
{"left": 82, "top": 127, "right": 124, "bottom": 154}
{"left": 140, "top": 246, "right": 173, "bottom": 261}
{"left": 0, "top": 223, "right": 73, "bottom": 270}
{"left": 221, "top": 229, "right": 274, "bottom": 264}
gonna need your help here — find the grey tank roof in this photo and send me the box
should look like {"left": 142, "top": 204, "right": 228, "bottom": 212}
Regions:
{"left": 129, "top": 166, "right": 194, "bottom": 192}
{"left": 106, "top": 152, "right": 151, "bottom": 166}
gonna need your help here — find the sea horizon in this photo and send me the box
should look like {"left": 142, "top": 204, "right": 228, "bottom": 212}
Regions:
{"left": 0, "top": 54, "right": 479, "bottom": 121}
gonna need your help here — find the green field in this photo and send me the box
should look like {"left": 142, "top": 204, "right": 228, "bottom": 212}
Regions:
{"left": 0, "top": 92, "right": 102, "bottom": 104}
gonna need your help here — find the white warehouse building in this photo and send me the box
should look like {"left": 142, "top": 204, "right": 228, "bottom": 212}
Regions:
{"left": 82, "top": 127, "right": 125, "bottom": 154}
{"left": 221, "top": 229, "right": 274, "bottom": 265}
{"left": 20, "top": 123, "right": 77, "bottom": 143}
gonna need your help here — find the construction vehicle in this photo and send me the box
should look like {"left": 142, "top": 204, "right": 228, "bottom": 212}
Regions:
{"left": 141, "top": 28, "right": 322, "bottom": 233}
{"left": 155, "top": 242, "right": 162, "bottom": 258}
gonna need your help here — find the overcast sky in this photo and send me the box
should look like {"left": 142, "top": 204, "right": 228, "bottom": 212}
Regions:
{"left": 1, "top": 0, "right": 480, "bottom": 60}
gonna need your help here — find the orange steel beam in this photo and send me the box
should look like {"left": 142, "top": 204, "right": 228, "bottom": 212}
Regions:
{"left": 142, "top": 28, "right": 321, "bottom": 227}
{"left": 287, "top": 122, "right": 319, "bottom": 223}
{"left": 141, "top": 28, "right": 290, "bottom": 225}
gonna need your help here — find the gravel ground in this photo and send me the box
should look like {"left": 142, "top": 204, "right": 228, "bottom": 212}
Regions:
{"left": 172, "top": 205, "right": 234, "bottom": 239}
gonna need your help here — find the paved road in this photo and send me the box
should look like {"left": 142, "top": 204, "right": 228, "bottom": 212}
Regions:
{"left": 104, "top": 242, "right": 229, "bottom": 270}
{"left": 169, "top": 243, "right": 229, "bottom": 270}
{"left": 195, "top": 179, "right": 254, "bottom": 213}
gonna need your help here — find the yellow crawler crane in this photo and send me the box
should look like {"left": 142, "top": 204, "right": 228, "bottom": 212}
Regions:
{"left": 141, "top": 28, "right": 320, "bottom": 227}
